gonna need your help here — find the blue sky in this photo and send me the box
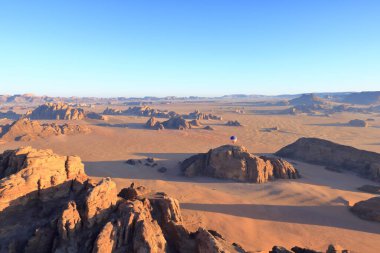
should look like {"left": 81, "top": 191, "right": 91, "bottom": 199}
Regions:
{"left": 0, "top": 1, "right": 379, "bottom": 97}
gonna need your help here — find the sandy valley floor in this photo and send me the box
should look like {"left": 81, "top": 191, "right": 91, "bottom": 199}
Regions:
{"left": 1, "top": 103, "right": 380, "bottom": 252}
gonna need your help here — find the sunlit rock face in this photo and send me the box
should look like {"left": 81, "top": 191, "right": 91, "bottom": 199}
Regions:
{"left": 181, "top": 145, "right": 300, "bottom": 183}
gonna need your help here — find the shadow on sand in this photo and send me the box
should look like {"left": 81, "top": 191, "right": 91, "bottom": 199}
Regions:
{"left": 180, "top": 202, "right": 380, "bottom": 235}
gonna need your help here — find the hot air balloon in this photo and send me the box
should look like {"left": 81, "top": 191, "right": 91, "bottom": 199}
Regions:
{"left": 230, "top": 135, "right": 237, "bottom": 144}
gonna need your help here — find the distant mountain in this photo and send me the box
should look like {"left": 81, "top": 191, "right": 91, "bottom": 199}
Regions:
{"left": 341, "top": 91, "right": 380, "bottom": 105}
{"left": 289, "top": 94, "right": 327, "bottom": 106}
{"left": 1, "top": 91, "right": 379, "bottom": 105}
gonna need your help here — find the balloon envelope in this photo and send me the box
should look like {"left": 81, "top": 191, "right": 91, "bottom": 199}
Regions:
{"left": 230, "top": 136, "right": 237, "bottom": 143}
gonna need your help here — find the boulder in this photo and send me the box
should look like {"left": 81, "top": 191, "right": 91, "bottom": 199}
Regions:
{"left": 276, "top": 137, "right": 380, "bottom": 181}
{"left": 181, "top": 145, "right": 299, "bottom": 183}
{"left": 204, "top": 125, "right": 215, "bottom": 130}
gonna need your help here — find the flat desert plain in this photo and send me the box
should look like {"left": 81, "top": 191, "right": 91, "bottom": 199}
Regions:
{"left": 1, "top": 102, "right": 380, "bottom": 252}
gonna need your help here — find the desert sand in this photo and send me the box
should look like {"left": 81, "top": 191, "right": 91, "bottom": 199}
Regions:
{"left": 1, "top": 102, "right": 380, "bottom": 252}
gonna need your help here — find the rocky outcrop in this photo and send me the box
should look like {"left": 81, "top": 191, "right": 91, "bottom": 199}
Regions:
{"left": 184, "top": 110, "right": 222, "bottom": 120}
{"left": 162, "top": 117, "right": 191, "bottom": 130}
{"left": 226, "top": 120, "right": 242, "bottom": 126}
{"left": 0, "top": 147, "right": 248, "bottom": 253}
{"left": 85, "top": 112, "right": 108, "bottom": 121}
{"left": 0, "top": 118, "right": 91, "bottom": 141}
{"left": 351, "top": 197, "right": 380, "bottom": 222}
{"left": 103, "top": 107, "right": 222, "bottom": 121}
{"left": 103, "top": 106, "right": 177, "bottom": 119}
{"left": 189, "top": 119, "right": 202, "bottom": 127}
{"left": 181, "top": 145, "right": 299, "bottom": 183}
{"left": 102, "top": 107, "right": 123, "bottom": 115}
{"left": 289, "top": 94, "right": 326, "bottom": 106}
{"left": 348, "top": 119, "right": 368, "bottom": 127}
{"left": 146, "top": 117, "right": 191, "bottom": 130}
{"left": 0, "top": 147, "right": 87, "bottom": 211}
{"left": 276, "top": 137, "right": 380, "bottom": 181}
{"left": 28, "top": 102, "right": 85, "bottom": 120}
{"left": 145, "top": 117, "right": 165, "bottom": 130}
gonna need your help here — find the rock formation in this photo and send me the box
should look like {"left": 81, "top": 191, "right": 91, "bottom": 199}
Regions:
{"left": 0, "top": 147, "right": 249, "bottom": 253}
{"left": 103, "top": 106, "right": 177, "bottom": 119}
{"left": 189, "top": 119, "right": 202, "bottom": 127}
{"left": 348, "top": 119, "right": 368, "bottom": 127}
{"left": 146, "top": 117, "right": 191, "bottom": 130}
{"left": 276, "top": 137, "right": 380, "bottom": 181}
{"left": 85, "top": 112, "right": 108, "bottom": 120}
{"left": 103, "top": 107, "right": 222, "bottom": 121}
{"left": 226, "top": 120, "right": 242, "bottom": 126}
{"left": 145, "top": 117, "right": 165, "bottom": 130}
{"left": 184, "top": 110, "right": 222, "bottom": 120}
{"left": 28, "top": 102, "right": 85, "bottom": 120}
{"left": 289, "top": 94, "right": 326, "bottom": 106}
{"left": 351, "top": 197, "right": 380, "bottom": 222}
{"left": 0, "top": 118, "right": 91, "bottom": 141}
{"left": 103, "top": 107, "right": 123, "bottom": 115}
{"left": 181, "top": 145, "right": 300, "bottom": 183}
{"left": 162, "top": 117, "right": 191, "bottom": 130}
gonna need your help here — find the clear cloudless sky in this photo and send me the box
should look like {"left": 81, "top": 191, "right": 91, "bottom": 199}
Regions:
{"left": 0, "top": 0, "right": 379, "bottom": 97}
